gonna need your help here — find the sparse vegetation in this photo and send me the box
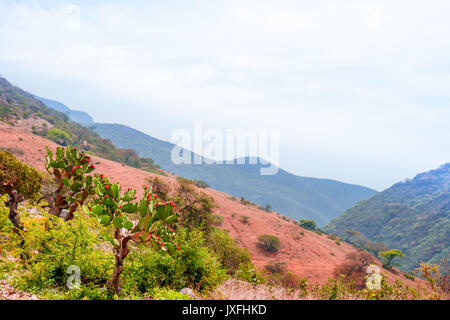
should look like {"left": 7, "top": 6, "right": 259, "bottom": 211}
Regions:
{"left": 257, "top": 234, "right": 280, "bottom": 252}
{"left": 299, "top": 219, "right": 317, "bottom": 231}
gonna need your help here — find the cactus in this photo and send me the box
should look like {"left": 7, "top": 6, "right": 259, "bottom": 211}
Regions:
{"left": 45, "top": 145, "right": 95, "bottom": 221}
{"left": 83, "top": 174, "right": 180, "bottom": 294}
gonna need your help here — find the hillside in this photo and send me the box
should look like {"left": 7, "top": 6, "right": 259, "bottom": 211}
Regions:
{"left": 33, "top": 102, "right": 376, "bottom": 226}
{"left": 0, "top": 77, "right": 162, "bottom": 174}
{"left": 325, "top": 164, "right": 450, "bottom": 272}
{"left": 0, "top": 121, "right": 419, "bottom": 289}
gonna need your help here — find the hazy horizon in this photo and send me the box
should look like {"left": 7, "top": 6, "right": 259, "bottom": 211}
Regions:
{"left": 1, "top": 0, "right": 449, "bottom": 190}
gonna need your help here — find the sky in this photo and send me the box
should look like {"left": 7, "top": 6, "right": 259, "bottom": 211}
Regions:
{"left": 0, "top": 0, "right": 449, "bottom": 190}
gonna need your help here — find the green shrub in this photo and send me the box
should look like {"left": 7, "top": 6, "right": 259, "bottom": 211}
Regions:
{"left": 207, "top": 228, "right": 252, "bottom": 276}
{"left": 240, "top": 215, "right": 250, "bottom": 224}
{"left": 0, "top": 150, "right": 42, "bottom": 201}
{"left": 12, "top": 210, "right": 113, "bottom": 292}
{"left": 193, "top": 179, "right": 209, "bottom": 188}
{"left": 150, "top": 288, "right": 193, "bottom": 300}
{"left": 122, "top": 228, "right": 226, "bottom": 294}
{"left": 0, "top": 195, "right": 11, "bottom": 233}
{"left": 46, "top": 128, "right": 71, "bottom": 146}
{"left": 257, "top": 234, "right": 280, "bottom": 252}
{"left": 299, "top": 219, "right": 317, "bottom": 231}
{"left": 404, "top": 272, "right": 415, "bottom": 281}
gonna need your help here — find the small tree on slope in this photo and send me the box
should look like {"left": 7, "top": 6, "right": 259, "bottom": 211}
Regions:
{"left": 0, "top": 150, "right": 42, "bottom": 232}
{"left": 83, "top": 174, "right": 180, "bottom": 294}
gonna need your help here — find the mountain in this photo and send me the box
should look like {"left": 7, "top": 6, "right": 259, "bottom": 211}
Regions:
{"left": 30, "top": 95, "right": 375, "bottom": 226}
{"left": 34, "top": 95, "right": 94, "bottom": 125}
{"left": 325, "top": 164, "right": 450, "bottom": 271}
{"left": 0, "top": 76, "right": 161, "bottom": 174}
{"left": 0, "top": 122, "right": 419, "bottom": 288}
{"left": 92, "top": 123, "right": 376, "bottom": 226}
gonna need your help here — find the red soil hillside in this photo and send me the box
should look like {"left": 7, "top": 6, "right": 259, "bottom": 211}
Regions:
{"left": 0, "top": 122, "right": 420, "bottom": 287}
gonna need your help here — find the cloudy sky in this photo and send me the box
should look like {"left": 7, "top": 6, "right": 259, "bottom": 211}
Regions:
{"left": 1, "top": 0, "right": 449, "bottom": 190}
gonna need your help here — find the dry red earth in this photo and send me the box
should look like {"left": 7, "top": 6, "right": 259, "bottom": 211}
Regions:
{"left": 0, "top": 122, "right": 421, "bottom": 288}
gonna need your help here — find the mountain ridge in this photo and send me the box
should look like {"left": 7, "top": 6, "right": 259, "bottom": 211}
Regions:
{"left": 31, "top": 97, "right": 376, "bottom": 226}
{"left": 325, "top": 163, "right": 450, "bottom": 271}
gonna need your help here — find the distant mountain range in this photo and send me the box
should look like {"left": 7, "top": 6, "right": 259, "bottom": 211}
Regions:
{"left": 33, "top": 95, "right": 376, "bottom": 226}
{"left": 34, "top": 96, "right": 94, "bottom": 125}
{"left": 325, "top": 163, "right": 450, "bottom": 271}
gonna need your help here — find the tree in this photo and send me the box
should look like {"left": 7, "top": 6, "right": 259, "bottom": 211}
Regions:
{"left": 0, "top": 150, "right": 42, "bottom": 232}
{"left": 265, "top": 204, "right": 272, "bottom": 212}
{"left": 44, "top": 146, "right": 95, "bottom": 221}
{"left": 83, "top": 175, "right": 180, "bottom": 294}
{"left": 367, "top": 241, "right": 389, "bottom": 256}
{"left": 379, "top": 249, "right": 405, "bottom": 268}
{"left": 173, "top": 177, "right": 215, "bottom": 233}
{"left": 299, "top": 219, "right": 317, "bottom": 231}
{"left": 46, "top": 128, "right": 71, "bottom": 146}
{"left": 257, "top": 234, "right": 280, "bottom": 252}
{"left": 333, "top": 250, "right": 376, "bottom": 288}
{"left": 344, "top": 230, "right": 360, "bottom": 242}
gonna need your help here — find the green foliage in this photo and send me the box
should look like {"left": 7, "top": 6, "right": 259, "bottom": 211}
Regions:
{"left": 257, "top": 234, "right": 280, "bottom": 252}
{"left": 46, "top": 128, "right": 71, "bottom": 146}
{"left": 379, "top": 249, "right": 405, "bottom": 268}
{"left": 325, "top": 163, "right": 450, "bottom": 272}
{"left": 11, "top": 209, "right": 113, "bottom": 291}
{"left": 0, "top": 149, "right": 42, "bottom": 201}
{"left": 207, "top": 228, "right": 252, "bottom": 276}
{"left": 299, "top": 219, "right": 317, "bottom": 231}
{"left": 193, "top": 179, "right": 208, "bottom": 188}
{"left": 45, "top": 145, "right": 95, "bottom": 220}
{"left": 150, "top": 288, "right": 193, "bottom": 300}
{"left": 172, "top": 178, "right": 215, "bottom": 233}
{"left": 0, "top": 195, "right": 11, "bottom": 233}
{"left": 122, "top": 228, "right": 226, "bottom": 294}
{"left": 84, "top": 175, "right": 181, "bottom": 293}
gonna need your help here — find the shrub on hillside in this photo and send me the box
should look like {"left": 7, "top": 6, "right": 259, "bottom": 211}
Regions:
{"left": 207, "top": 228, "right": 252, "bottom": 276}
{"left": 122, "top": 228, "right": 226, "bottom": 294}
{"left": 299, "top": 219, "right": 317, "bottom": 231}
{"left": 193, "top": 179, "right": 208, "bottom": 188}
{"left": 46, "top": 128, "right": 71, "bottom": 146}
{"left": 333, "top": 251, "right": 376, "bottom": 289}
{"left": 379, "top": 249, "right": 405, "bottom": 268}
{"left": 257, "top": 234, "right": 280, "bottom": 252}
{"left": 11, "top": 209, "right": 113, "bottom": 291}
{"left": 0, "top": 150, "right": 42, "bottom": 232}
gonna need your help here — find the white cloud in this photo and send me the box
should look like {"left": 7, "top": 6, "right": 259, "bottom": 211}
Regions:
{"left": 0, "top": 0, "right": 449, "bottom": 190}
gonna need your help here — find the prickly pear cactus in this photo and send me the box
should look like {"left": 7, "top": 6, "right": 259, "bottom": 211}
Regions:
{"left": 83, "top": 174, "right": 180, "bottom": 293}
{"left": 45, "top": 145, "right": 95, "bottom": 220}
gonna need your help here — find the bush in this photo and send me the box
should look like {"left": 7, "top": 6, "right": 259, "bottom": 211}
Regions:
{"left": 404, "top": 272, "right": 415, "bottom": 281}
{"left": 265, "top": 261, "right": 287, "bottom": 274}
{"left": 240, "top": 215, "right": 250, "bottom": 224}
{"left": 333, "top": 251, "right": 375, "bottom": 289}
{"left": 122, "top": 228, "right": 226, "bottom": 294}
{"left": 150, "top": 288, "right": 193, "bottom": 300}
{"left": 207, "top": 228, "right": 252, "bottom": 276}
{"left": 257, "top": 234, "right": 280, "bottom": 252}
{"left": 173, "top": 178, "right": 215, "bottom": 233}
{"left": 46, "top": 128, "right": 71, "bottom": 146}
{"left": 0, "top": 150, "right": 42, "bottom": 201}
{"left": 193, "top": 179, "right": 208, "bottom": 188}
{"left": 299, "top": 219, "right": 317, "bottom": 231}
{"left": 12, "top": 210, "right": 113, "bottom": 292}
